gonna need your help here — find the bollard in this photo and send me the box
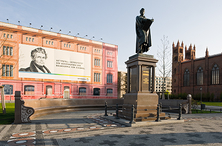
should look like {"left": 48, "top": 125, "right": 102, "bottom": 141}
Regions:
{"left": 104, "top": 102, "right": 108, "bottom": 116}
{"left": 116, "top": 104, "right": 119, "bottom": 119}
{"left": 129, "top": 105, "right": 135, "bottom": 124}
{"left": 177, "top": 104, "right": 182, "bottom": 120}
{"left": 155, "top": 104, "right": 161, "bottom": 122}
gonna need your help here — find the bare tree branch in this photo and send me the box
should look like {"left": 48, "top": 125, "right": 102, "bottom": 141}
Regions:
{"left": 156, "top": 35, "right": 172, "bottom": 99}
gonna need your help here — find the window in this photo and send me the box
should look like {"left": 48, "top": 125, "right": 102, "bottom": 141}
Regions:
{"left": 94, "top": 59, "right": 100, "bottom": 66}
{"left": 3, "top": 46, "right": 13, "bottom": 56}
{"left": 46, "top": 40, "right": 54, "bottom": 45}
{"left": 2, "top": 64, "right": 13, "bottom": 77}
{"left": 107, "top": 51, "right": 112, "bottom": 55}
{"left": 197, "top": 67, "right": 203, "bottom": 85}
{"left": 2, "top": 64, "right": 5, "bottom": 76}
{"left": 10, "top": 35, "right": 13, "bottom": 39}
{"left": 2, "top": 84, "right": 13, "bottom": 95}
{"left": 7, "top": 34, "right": 9, "bottom": 38}
{"left": 3, "top": 46, "right": 6, "bottom": 55}
{"left": 6, "top": 47, "right": 9, "bottom": 55}
{"left": 93, "top": 88, "right": 100, "bottom": 95}
{"left": 26, "top": 37, "right": 28, "bottom": 41}
{"left": 79, "top": 87, "right": 86, "bottom": 95}
{"left": 94, "top": 73, "right": 100, "bottom": 82}
{"left": 29, "top": 37, "right": 31, "bottom": 42}
{"left": 107, "top": 61, "right": 113, "bottom": 68}
{"left": 3, "top": 33, "right": 6, "bottom": 37}
{"left": 107, "top": 74, "right": 113, "bottom": 83}
{"left": 63, "top": 86, "right": 70, "bottom": 98}
{"left": 32, "top": 38, "right": 34, "bottom": 42}
{"left": 212, "top": 64, "right": 219, "bottom": 84}
{"left": 6, "top": 65, "right": 9, "bottom": 77}
{"left": 10, "top": 47, "right": 13, "bottom": 56}
{"left": 10, "top": 65, "right": 13, "bottom": 77}
{"left": 46, "top": 85, "right": 53, "bottom": 95}
{"left": 183, "top": 69, "right": 189, "bottom": 86}
{"left": 107, "top": 89, "right": 113, "bottom": 95}
{"left": 24, "top": 85, "right": 34, "bottom": 95}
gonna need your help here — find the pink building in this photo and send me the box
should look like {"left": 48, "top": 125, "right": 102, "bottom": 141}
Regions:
{"left": 0, "top": 21, "right": 118, "bottom": 100}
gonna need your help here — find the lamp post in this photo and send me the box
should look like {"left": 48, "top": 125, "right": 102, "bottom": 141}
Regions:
{"left": 200, "top": 87, "right": 205, "bottom": 110}
{"left": 200, "top": 87, "right": 202, "bottom": 104}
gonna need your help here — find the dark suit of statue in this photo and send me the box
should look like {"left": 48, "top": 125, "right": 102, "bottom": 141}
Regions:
{"left": 136, "top": 12, "right": 153, "bottom": 54}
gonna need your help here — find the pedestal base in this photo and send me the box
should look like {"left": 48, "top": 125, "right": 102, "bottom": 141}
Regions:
{"left": 120, "top": 92, "right": 166, "bottom": 121}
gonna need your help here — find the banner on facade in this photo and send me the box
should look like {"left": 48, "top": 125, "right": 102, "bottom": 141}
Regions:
{"left": 19, "top": 44, "right": 91, "bottom": 81}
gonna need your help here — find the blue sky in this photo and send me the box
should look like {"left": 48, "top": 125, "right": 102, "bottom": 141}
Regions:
{"left": 1, "top": 0, "right": 222, "bottom": 73}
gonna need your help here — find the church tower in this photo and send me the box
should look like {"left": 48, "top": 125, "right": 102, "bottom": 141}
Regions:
{"left": 185, "top": 44, "right": 196, "bottom": 60}
{"left": 172, "top": 41, "right": 184, "bottom": 94}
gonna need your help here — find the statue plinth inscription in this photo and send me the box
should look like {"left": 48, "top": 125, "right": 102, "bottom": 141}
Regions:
{"left": 142, "top": 66, "right": 150, "bottom": 92}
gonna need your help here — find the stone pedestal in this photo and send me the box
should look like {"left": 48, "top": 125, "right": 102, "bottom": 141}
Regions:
{"left": 121, "top": 54, "right": 165, "bottom": 121}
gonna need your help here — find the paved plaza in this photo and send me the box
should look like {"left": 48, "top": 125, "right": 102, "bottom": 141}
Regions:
{"left": 1, "top": 111, "right": 222, "bottom": 146}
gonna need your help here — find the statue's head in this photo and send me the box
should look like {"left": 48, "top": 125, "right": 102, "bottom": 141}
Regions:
{"left": 140, "top": 8, "right": 145, "bottom": 16}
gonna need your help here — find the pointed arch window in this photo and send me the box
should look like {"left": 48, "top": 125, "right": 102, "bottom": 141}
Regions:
{"left": 212, "top": 64, "right": 219, "bottom": 84}
{"left": 183, "top": 69, "right": 189, "bottom": 86}
{"left": 197, "top": 67, "right": 203, "bottom": 85}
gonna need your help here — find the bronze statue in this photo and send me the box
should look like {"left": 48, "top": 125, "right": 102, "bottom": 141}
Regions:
{"left": 136, "top": 8, "right": 154, "bottom": 54}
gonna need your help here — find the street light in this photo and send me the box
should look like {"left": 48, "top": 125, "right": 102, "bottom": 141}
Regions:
{"left": 200, "top": 87, "right": 202, "bottom": 104}
{"left": 200, "top": 87, "right": 205, "bottom": 110}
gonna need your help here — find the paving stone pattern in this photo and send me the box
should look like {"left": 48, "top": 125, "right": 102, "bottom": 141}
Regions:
{"left": 1, "top": 111, "right": 222, "bottom": 146}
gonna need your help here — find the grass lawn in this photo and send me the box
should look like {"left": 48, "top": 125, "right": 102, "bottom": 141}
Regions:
{"left": 192, "top": 109, "right": 221, "bottom": 114}
{"left": 202, "top": 102, "right": 222, "bottom": 106}
{"left": 0, "top": 103, "right": 15, "bottom": 125}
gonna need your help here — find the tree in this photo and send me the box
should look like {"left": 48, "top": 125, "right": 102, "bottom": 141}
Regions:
{"left": 156, "top": 36, "right": 172, "bottom": 99}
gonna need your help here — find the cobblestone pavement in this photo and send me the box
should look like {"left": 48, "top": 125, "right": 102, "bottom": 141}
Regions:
{"left": 1, "top": 111, "right": 222, "bottom": 146}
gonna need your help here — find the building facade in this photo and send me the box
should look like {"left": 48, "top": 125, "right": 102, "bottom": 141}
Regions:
{"left": 0, "top": 21, "right": 118, "bottom": 100}
{"left": 117, "top": 71, "right": 127, "bottom": 98}
{"left": 172, "top": 41, "right": 222, "bottom": 100}
{"left": 155, "top": 76, "right": 172, "bottom": 93}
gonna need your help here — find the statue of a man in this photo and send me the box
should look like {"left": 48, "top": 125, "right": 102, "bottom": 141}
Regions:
{"left": 136, "top": 8, "right": 154, "bottom": 54}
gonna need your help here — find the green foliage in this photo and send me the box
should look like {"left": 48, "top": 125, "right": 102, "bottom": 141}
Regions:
{"left": 202, "top": 102, "right": 222, "bottom": 106}
{"left": 170, "top": 92, "right": 221, "bottom": 102}
{"left": 191, "top": 99, "right": 200, "bottom": 110}
{"left": 220, "top": 93, "right": 222, "bottom": 101}
{"left": 210, "top": 93, "right": 215, "bottom": 101}
{"left": 0, "top": 103, "right": 15, "bottom": 125}
{"left": 170, "top": 93, "right": 187, "bottom": 99}
{"left": 206, "top": 92, "right": 210, "bottom": 101}
{"left": 192, "top": 109, "right": 220, "bottom": 114}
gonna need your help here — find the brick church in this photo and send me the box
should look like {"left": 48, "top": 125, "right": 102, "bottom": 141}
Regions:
{"left": 172, "top": 41, "right": 222, "bottom": 101}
